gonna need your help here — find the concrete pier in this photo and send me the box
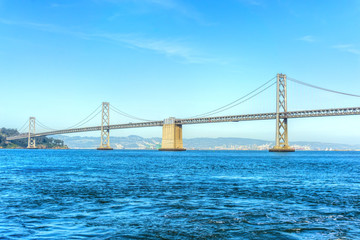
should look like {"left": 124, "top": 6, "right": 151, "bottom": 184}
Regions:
{"left": 269, "top": 146, "right": 295, "bottom": 152}
{"left": 97, "top": 147, "right": 113, "bottom": 150}
{"left": 159, "top": 118, "right": 186, "bottom": 151}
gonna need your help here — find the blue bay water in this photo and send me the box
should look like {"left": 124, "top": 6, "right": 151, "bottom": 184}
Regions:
{"left": 0, "top": 150, "right": 360, "bottom": 239}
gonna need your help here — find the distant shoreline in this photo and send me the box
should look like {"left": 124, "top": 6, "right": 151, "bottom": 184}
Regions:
{"left": 1, "top": 148, "right": 359, "bottom": 152}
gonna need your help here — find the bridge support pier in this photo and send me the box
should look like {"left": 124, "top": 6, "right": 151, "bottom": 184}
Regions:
{"left": 27, "top": 117, "right": 37, "bottom": 149}
{"left": 159, "top": 118, "right": 186, "bottom": 151}
{"left": 97, "top": 102, "right": 113, "bottom": 150}
{"left": 270, "top": 74, "right": 295, "bottom": 152}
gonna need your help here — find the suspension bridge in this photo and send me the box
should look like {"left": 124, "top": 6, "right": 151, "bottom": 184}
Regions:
{"left": 6, "top": 74, "right": 360, "bottom": 152}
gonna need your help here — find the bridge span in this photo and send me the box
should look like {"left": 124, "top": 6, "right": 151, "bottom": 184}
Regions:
{"left": 6, "top": 74, "right": 360, "bottom": 152}
{"left": 7, "top": 107, "right": 360, "bottom": 150}
{"left": 7, "top": 107, "right": 360, "bottom": 141}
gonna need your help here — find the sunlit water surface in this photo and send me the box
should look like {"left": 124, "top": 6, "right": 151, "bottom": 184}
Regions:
{"left": 0, "top": 150, "right": 359, "bottom": 239}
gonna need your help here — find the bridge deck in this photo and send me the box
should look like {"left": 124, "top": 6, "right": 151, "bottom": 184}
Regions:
{"left": 7, "top": 107, "right": 360, "bottom": 141}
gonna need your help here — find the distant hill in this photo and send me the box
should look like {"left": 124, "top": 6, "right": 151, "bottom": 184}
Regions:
{"left": 55, "top": 135, "right": 162, "bottom": 150}
{"left": 55, "top": 135, "right": 360, "bottom": 151}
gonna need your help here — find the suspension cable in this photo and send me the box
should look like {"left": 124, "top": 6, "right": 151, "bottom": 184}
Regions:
{"left": 288, "top": 77, "right": 360, "bottom": 98}
{"left": 192, "top": 81, "right": 276, "bottom": 118}
{"left": 18, "top": 126, "right": 28, "bottom": 134}
{"left": 37, "top": 120, "right": 58, "bottom": 131}
{"left": 27, "top": 104, "right": 103, "bottom": 132}
{"left": 17, "top": 120, "right": 28, "bottom": 133}
{"left": 64, "top": 104, "right": 102, "bottom": 129}
{"left": 110, "top": 105, "right": 153, "bottom": 122}
{"left": 37, "top": 108, "right": 102, "bottom": 132}
{"left": 189, "top": 76, "right": 276, "bottom": 118}
{"left": 70, "top": 109, "right": 102, "bottom": 128}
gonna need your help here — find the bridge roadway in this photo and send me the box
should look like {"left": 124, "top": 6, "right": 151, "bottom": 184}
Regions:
{"left": 7, "top": 107, "right": 360, "bottom": 141}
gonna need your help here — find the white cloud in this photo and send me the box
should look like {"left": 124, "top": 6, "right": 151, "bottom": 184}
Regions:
{"left": 0, "top": 18, "right": 219, "bottom": 63}
{"left": 237, "top": 0, "right": 263, "bottom": 6}
{"left": 299, "top": 35, "right": 316, "bottom": 42}
{"left": 89, "top": 33, "right": 218, "bottom": 63}
{"left": 50, "top": 3, "right": 75, "bottom": 8}
{"left": 0, "top": 18, "right": 72, "bottom": 35}
{"left": 141, "top": 0, "right": 178, "bottom": 8}
{"left": 99, "top": 0, "right": 178, "bottom": 8}
{"left": 333, "top": 44, "right": 360, "bottom": 55}
{"left": 98, "top": 0, "right": 209, "bottom": 25}
{"left": 333, "top": 44, "right": 352, "bottom": 48}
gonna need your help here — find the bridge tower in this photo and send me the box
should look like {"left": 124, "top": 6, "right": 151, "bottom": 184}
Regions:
{"left": 97, "top": 102, "right": 113, "bottom": 150}
{"left": 27, "top": 117, "right": 37, "bottom": 149}
{"left": 269, "top": 74, "right": 295, "bottom": 152}
{"left": 159, "top": 117, "right": 186, "bottom": 151}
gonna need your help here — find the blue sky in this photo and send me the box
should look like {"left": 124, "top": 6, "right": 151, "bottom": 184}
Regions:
{"left": 1, "top": 0, "right": 360, "bottom": 144}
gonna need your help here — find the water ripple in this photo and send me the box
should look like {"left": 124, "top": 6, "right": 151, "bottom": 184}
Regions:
{"left": 0, "top": 150, "right": 359, "bottom": 239}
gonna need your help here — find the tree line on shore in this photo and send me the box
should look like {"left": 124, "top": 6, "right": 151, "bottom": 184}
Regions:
{"left": 0, "top": 128, "right": 67, "bottom": 149}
